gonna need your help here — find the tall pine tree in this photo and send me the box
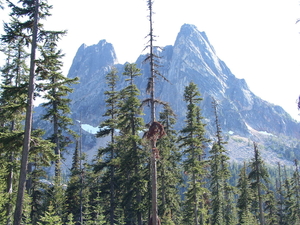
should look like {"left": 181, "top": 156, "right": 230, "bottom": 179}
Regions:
{"left": 237, "top": 162, "right": 257, "bottom": 225}
{"left": 178, "top": 82, "right": 210, "bottom": 225}
{"left": 248, "top": 142, "right": 270, "bottom": 225}
{"left": 157, "top": 105, "right": 182, "bottom": 224}
{"left": 96, "top": 67, "right": 120, "bottom": 225}
{"left": 36, "top": 30, "right": 78, "bottom": 178}
{"left": 209, "top": 98, "right": 235, "bottom": 225}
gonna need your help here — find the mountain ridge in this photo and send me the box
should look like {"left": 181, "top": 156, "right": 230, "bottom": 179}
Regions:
{"left": 35, "top": 23, "right": 300, "bottom": 166}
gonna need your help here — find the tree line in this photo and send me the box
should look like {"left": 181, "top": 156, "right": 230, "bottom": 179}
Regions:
{"left": 1, "top": 0, "right": 300, "bottom": 225}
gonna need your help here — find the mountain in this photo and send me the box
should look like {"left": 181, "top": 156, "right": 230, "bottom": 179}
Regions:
{"left": 36, "top": 24, "right": 300, "bottom": 166}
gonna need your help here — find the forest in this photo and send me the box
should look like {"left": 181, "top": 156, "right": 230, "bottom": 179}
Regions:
{"left": 1, "top": 0, "right": 300, "bottom": 225}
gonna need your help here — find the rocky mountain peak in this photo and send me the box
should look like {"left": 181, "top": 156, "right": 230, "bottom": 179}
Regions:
{"left": 33, "top": 24, "right": 300, "bottom": 166}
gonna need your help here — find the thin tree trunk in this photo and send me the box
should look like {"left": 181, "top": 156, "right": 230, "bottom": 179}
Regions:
{"left": 149, "top": 1, "right": 157, "bottom": 223}
{"left": 151, "top": 140, "right": 158, "bottom": 225}
{"left": 110, "top": 102, "right": 115, "bottom": 225}
{"left": 277, "top": 162, "right": 283, "bottom": 224}
{"left": 254, "top": 143, "right": 265, "bottom": 225}
{"left": 13, "top": 1, "right": 39, "bottom": 224}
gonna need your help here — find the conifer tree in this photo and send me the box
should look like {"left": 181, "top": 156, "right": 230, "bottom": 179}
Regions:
{"left": 281, "top": 160, "right": 300, "bottom": 224}
{"left": 282, "top": 166, "right": 296, "bottom": 225}
{"left": 157, "top": 105, "right": 182, "bottom": 224}
{"left": 209, "top": 98, "right": 235, "bottom": 225}
{"left": 142, "top": 1, "right": 169, "bottom": 224}
{"left": 264, "top": 190, "right": 278, "bottom": 225}
{"left": 276, "top": 162, "right": 284, "bottom": 224}
{"left": 3, "top": 1, "right": 61, "bottom": 223}
{"left": 66, "top": 141, "right": 82, "bottom": 222}
{"left": 29, "top": 129, "right": 56, "bottom": 224}
{"left": 117, "top": 63, "right": 147, "bottom": 225}
{"left": 36, "top": 30, "right": 79, "bottom": 179}
{"left": 248, "top": 142, "right": 270, "bottom": 225}
{"left": 291, "top": 159, "right": 300, "bottom": 221}
{"left": 237, "top": 162, "right": 257, "bottom": 225}
{"left": 0, "top": 12, "right": 30, "bottom": 223}
{"left": 37, "top": 203, "right": 63, "bottom": 225}
{"left": 0, "top": 160, "right": 9, "bottom": 224}
{"left": 178, "top": 82, "right": 210, "bottom": 225}
{"left": 96, "top": 67, "right": 120, "bottom": 225}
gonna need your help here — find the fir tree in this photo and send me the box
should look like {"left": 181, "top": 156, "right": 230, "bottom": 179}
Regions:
{"left": 157, "top": 105, "right": 182, "bottom": 224}
{"left": 291, "top": 159, "right": 300, "bottom": 221}
{"left": 142, "top": 1, "right": 169, "bottom": 224}
{"left": 282, "top": 166, "right": 297, "bottom": 225}
{"left": 36, "top": 30, "right": 79, "bottom": 178}
{"left": 3, "top": 1, "right": 63, "bottom": 223}
{"left": 66, "top": 141, "right": 82, "bottom": 223}
{"left": 178, "top": 82, "right": 210, "bottom": 225}
{"left": 29, "top": 129, "right": 56, "bottom": 224}
{"left": 237, "top": 162, "right": 257, "bottom": 225}
{"left": 37, "top": 203, "right": 63, "bottom": 225}
{"left": 209, "top": 98, "right": 234, "bottom": 225}
{"left": 96, "top": 67, "right": 120, "bottom": 225}
{"left": 0, "top": 11, "right": 30, "bottom": 223}
{"left": 276, "top": 162, "right": 284, "bottom": 224}
{"left": 248, "top": 142, "right": 270, "bottom": 225}
{"left": 117, "top": 63, "right": 147, "bottom": 225}
{"left": 264, "top": 190, "right": 278, "bottom": 225}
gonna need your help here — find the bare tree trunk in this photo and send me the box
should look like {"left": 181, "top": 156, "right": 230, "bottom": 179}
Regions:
{"left": 148, "top": 1, "right": 157, "bottom": 224}
{"left": 151, "top": 140, "right": 158, "bottom": 225}
{"left": 13, "top": 1, "right": 38, "bottom": 224}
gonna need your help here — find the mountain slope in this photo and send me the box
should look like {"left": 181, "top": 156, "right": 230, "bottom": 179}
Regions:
{"left": 45, "top": 24, "right": 300, "bottom": 165}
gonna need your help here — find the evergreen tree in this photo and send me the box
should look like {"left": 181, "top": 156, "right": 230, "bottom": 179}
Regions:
{"left": 3, "top": 1, "right": 62, "bottom": 223}
{"left": 44, "top": 177, "right": 67, "bottom": 223}
{"left": 209, "top": 98, "right": 235, "bottom": 225}
{"left": 36, "top": 30, "right": 79, "bottom": 178}
{"left": 66, "top": 213, "right": 75, "bottom": 225}
{"left": 65, "top": 141, "right": 82, "bottom": 222}
{"left": 291, "top": 159, "right": 300, "bottom": 221}
{"left": 178, "top": 82, "right": 210, "bottom": 225}
{"left": 236, "top": 162, "right": 257, "bottom": 225}
{"left": 29, "top": 129, "right": 56, "bottom": 224}
{"left": 276, "top": 162, "right": 284, "bottom": 224}
{"left": 157, "top": 105, "right": 182, "bottom": 224}
{"left": 96, "top": 67, "right": 120, "bottom": 225}
{"left": 281, "top": 161, "right": 300, "bottom": 225}
{"left": 264, "top": 190, "right": 278, "bottom": 225}
{"left": 142, "top": 1, "right": 169, "bottom": 224}
{"left": 0, "top": 11, "right": 30, "bottom": 223}
{"left": 0, "top": 160, "right": 9, "bottom": 224}
{"left": 248, "top": 142, "right": 270, "bottom": 225}
{"left": 282, "top": 166, "right": 297, "bottom": 225}
{"left": 37, "top": 203, "right": 63, "bottom": 225}
{"left": 117, "top": 63, "right": 148, "bottom": 225}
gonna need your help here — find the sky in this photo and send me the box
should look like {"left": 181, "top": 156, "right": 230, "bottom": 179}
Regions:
{"left": 1, "top": 0, "right": 300, "bottom": 120}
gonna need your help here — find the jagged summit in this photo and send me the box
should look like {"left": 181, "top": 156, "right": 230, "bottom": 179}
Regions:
{"left": 68, "top": 39, "right": 118, "bottom": 80}
{"left": 34, "top": 24, "right": 300, "bottom": 165}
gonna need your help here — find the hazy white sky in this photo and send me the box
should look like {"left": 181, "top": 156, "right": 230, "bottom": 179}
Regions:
{"left": 1, "top": 0, "right": 300, "bottom": 120}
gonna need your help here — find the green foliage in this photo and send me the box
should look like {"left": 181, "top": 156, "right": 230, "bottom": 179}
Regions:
{"left": 36, "top": 29, "right": 78, "bottom": 178}
{"left": 116, "top": 63, "right": 148, "bottom": 225}
{"left": 95, "top": 67, "right": 121, "bottom": 224}
{"left": 236, "top": 163, "right": 256, "bottom": 225}
{"left": 179, "top": 82, "right": 210, "bottom": 225}
{"left": 157, "top": 105, "right": 183, "bottom": 224}
{"left": 209, "top": 98, "right": 235, "bottom": 225}
{"left": 65, "top": 141, "right": 82, "bottom": 221}
{"left": 37, "top": 203, "right": 63, "bottom": 225}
